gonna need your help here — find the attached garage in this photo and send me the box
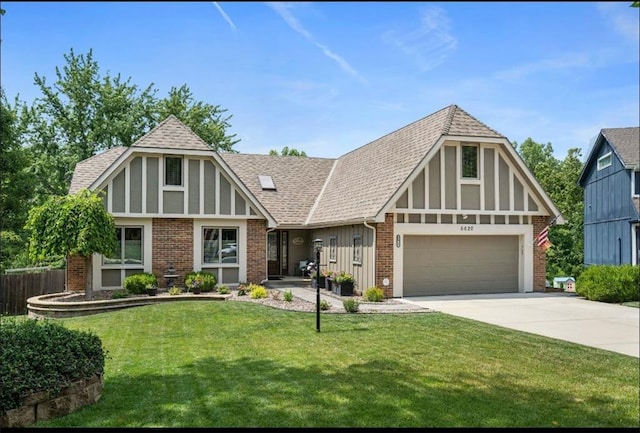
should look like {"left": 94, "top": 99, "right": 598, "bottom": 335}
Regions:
{"left": 403, "top": 235, "right": 519, "bottom": 296}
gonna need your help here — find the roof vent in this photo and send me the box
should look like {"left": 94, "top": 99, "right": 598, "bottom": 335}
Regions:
{"left": 258, "top": 175, "right": 276, "bottom": 191}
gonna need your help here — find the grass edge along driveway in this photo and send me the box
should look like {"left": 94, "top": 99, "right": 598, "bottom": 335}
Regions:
{"left": 32, "top": 301, "right": 640, "bottom": 428}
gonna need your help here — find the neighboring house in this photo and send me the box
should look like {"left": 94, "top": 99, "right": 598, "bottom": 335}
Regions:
{"left": 553, "top": 277, "right": 575, "bottom": 292}
{"left": 67, "top": 104, "right": 563, "bottom": 297}
{"left": 578, "top": 127, "right": 640, "bottom": 266}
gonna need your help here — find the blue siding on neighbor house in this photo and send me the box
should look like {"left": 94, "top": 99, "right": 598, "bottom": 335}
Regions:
{"left": 582, "top": 142, "right": 638, "bottom": 265}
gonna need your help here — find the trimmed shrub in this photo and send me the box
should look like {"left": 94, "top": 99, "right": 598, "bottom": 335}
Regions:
{"left": 123, "top": 272, "right": 157, "bottom": 295}
{"left": 283, "top": 290, "right": 294, "bottom": 302}
{"left": 185, "top": 271, "right": 216, "bottom": 292}
{"left": 250, "top": 285, "right": 268, "bottom": 299}
{"left": 320, "top": 299, "right": 331, "bottom": 311}
{"left": 216, "top": 284, "right": 230, "bottom": 294}
{"left": 0, "top": 318, "right": 107, "bottom": 413}
{"left": 576, "top": 264, "right": 640, "bottom": 303}
{"left": 364, "top": 287, "right": 384, "bottom": 302}
{"left": 343, "top": 298, "right": 360, "bottom": 313}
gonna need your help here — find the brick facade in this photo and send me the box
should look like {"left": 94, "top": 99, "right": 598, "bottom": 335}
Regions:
{"left": 532, "top": 215, "right": 549, "bottom": 291}
{"left": 375, "top": 213, "right": 395, "bottom": 298}
{"left": 66, "top": 255, "right": 87, "bottom": 292}
{"left": 247, "top": 220, "right": 267, "bottom": 284}
{"left": 152, "top": 218, "right": 193, "bottom": 287}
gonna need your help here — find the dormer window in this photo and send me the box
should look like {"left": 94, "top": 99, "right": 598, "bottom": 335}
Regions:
{"left": 165, "top": 156, "right": 183, "bottom": 186}
{"left": 597, "top": 152, "right": 612, "bottom": 171}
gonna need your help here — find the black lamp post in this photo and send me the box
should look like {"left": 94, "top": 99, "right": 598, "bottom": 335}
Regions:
{"left": 313, "top": 238, "right": 323, "bottom": 332}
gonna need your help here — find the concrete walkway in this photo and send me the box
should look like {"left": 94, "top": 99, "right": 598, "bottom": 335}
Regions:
{"left": 402, "top": 292, "right": 639, "bottom": 358}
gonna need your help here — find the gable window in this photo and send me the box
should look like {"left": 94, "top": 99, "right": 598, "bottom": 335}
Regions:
{"left": 461, "top": 144, "right": 478, "bottom": 178}
{"left": 203, "top": 227, "right": 238, "bottom": 264}
{"left": 634, "top": 170, "right": 640, "bottom": 196}
{"left": 329, "top": 236, "right": 337, "bottom": 262}
{"left": 597, "top": 152, "right": 612, "bottom": 171}
{"left": 352, "top": 235, "right": 362, "bottom": 265}
{"left": 165, "top": 156, "right": 183, "bottom": 186}
{"left": 104, "top": 227, "right": 143, "bottom": 265}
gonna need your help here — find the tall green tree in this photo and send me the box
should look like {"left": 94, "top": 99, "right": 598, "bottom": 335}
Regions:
{"left": 22, "top": 48, "right": 239, "bottom": 202}
{"left": 24, "top": 189, "right": 117, "bottom": 300}
{"left": 0, "top": 88, "right": 34, "bottom": 271}
{"left": 23, "top": 48, "right": 158, "bottom": 201}
{"left": 156, "top": 84, "right": 239, "bottom": 152}
{"left": 269, "top": 146, "right": 307, "bottom": 157}
{"left": 513, "top": 138, "right": 585, "bottom": 279}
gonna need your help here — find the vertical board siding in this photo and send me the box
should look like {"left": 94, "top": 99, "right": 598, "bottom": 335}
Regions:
{"left": 1, "top": 270, "right": 66, "bottom": 316}
{"left": 130, "top": 157, "right": 143, "bottom": 213}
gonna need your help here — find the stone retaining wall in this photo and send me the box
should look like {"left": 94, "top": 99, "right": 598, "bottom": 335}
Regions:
{"left": 0, "top": 374, "right": 103, "bottom": 428}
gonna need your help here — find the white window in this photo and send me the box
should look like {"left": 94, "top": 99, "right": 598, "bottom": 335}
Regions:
{"left": 165, "top": 156, "right": 183, "bottom": 186}
{"left": 203, "top": 227, "right": 238, "bottom": 264}
{"left": 104, "top": 226, "right": 143, "bottom": 265}
{"left": 597, "top": 152, "right": 612, "bottom": 171}
{"left": 329, "top": 236, "right": 337, "bottom": 262}
{"left": 461, "top": 144, "right": 479, "bottom": 179}
{"left": 352, "top": 235, "right": 362, "bottom": 265}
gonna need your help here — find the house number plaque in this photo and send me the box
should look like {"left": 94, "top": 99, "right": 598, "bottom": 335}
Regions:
{"left": 292, "top": 237, "right": 304, "bottom": 246}
{"left": 460, "top": 226, "right": 474, "bottom": 231}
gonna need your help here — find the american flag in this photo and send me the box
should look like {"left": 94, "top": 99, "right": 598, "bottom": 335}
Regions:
{"left": 535, "top": 216, "right": 558, "bottom": 251}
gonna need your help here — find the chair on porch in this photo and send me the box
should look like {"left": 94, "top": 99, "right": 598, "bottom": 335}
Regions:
{"left": 298, "top": 260, "right": 309, "bottom": 277}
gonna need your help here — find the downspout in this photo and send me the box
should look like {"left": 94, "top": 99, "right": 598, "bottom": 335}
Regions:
{"left": 363, "top": 219, "right": 376, "bottom": 288}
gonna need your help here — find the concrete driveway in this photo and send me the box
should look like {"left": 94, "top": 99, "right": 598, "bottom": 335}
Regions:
{"left": 401, "top": 292, "right": 639, "bottom": 358}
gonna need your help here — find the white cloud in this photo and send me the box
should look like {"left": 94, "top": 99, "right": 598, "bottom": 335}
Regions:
{"left": 266, "top": 2, "right": 365, "bottom": 83}
{"left": 597, "top": 2, "right": 639, "bottom": 43}
{"left": 212, "top": 2, "right": 237, "bottom": 31}
{"left": 382, "top": 5, "right": 457, "bottom": 72}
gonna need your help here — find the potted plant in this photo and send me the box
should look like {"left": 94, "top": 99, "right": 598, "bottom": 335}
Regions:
{"left": 333, "top": 271, "right": 355, "bottom": 296}
{"left": 146, "top": 283, "right": 158, "bottom": 297}
{"left": 311, "top": 271, "right": 326, "bottom": 289}
{"left": 323, "top": 270, "right": 335, "bottom": 292}
{"left": 189, "top": 275, "right": 202, "bottom": 294}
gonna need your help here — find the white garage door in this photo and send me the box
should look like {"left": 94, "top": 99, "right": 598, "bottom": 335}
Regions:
{"left": 403, "top": 235, "right": 519, "bottom": 296}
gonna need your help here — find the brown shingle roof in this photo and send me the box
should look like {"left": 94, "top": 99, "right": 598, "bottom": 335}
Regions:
{"left": 220, "top": 153, "right": 335, "bottom": 226}
{"left": 601, "top": 127, "right": 640, "bottom": 167}
{"left": 132, "top": 115, "right": 212, "bottom": 151}
{"left": 69, "top": 147, "right": 127, "bottom": 194}
{"left": 307, "top": 104, "right": 504, "bottom": 225}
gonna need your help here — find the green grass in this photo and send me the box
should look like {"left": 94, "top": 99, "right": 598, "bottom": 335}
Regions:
{"left": 31, "top": 301, "right": 639, "bottom": 428}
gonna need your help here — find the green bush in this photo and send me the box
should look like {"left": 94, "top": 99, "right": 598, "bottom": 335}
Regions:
{"left": 343, "top": 299, "right": 360, "bottom": 313}
{"left": 576, "top": 264, "right": 640, "bottom": 303}
{"left": 283, "top": 290, "right": 294, "bottom": 302}
{"left": 168, "top": 287, "right": 182, "bottom": 295}
{"left": 250, "top": 285, "right": 268, "bottom": 299}
{"left": 185, "top": 271, "right": 216, "bottom": 292}
{"left": 320, "top": 299, "right": 331, "bottom": 311}
{"left": 364, "top": 287, "right": 384, "bottom": 302}
{"left": 123, "top": 273, "right": 158, "bottom": 295}
{"left": 0, "top": 318, "right": 107, "bottom": 413}
{"left": 217, "top": 284, "right": 230, "bottom": 294}
{"left": 112, "top": 289, "right": 129, "bottom": 299}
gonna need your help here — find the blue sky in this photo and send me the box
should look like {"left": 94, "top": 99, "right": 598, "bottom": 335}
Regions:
{"left": 1, "top": 2, "right": 638, "bottom": 160}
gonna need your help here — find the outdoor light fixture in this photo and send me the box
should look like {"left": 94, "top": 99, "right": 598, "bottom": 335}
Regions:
{"left": 313, "top": 238, "right": 323, "bottom": 332}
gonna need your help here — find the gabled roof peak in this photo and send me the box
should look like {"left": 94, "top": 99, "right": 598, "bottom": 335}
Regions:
{"left": 131, "top": 115, "right": 212, "bottom": 152}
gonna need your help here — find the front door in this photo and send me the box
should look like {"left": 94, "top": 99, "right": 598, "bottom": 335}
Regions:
{"left": 267, "top": 231, "right": 289, "bottom": 278}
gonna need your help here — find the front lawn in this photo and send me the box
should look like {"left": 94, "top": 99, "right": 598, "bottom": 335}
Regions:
{"left": 32, "top": 301, "right": 639, "bottom": 428}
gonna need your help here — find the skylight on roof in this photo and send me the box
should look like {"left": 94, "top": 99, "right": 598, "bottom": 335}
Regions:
{"left": 258, "top": 175, "right": 276, "bottom": 190}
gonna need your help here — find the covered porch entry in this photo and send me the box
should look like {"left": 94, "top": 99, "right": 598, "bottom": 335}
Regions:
{"left": 267, "top": 229, "right": 315, "bottom": 279}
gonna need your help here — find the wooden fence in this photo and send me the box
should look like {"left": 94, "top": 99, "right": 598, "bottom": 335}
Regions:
{"left": 0, "top": 269, "right": 66, "bottom": 316}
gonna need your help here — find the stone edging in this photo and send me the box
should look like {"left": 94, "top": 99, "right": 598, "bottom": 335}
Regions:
{"left": 27, "top": 292, "right": 231, "bottom": 319}
{"left": 0, "top": 374, "right": 103, "bottom": 428}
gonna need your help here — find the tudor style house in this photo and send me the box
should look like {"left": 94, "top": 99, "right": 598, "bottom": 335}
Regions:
{"left": 67, "top": 104, "right": 563, "bottom": 297}
{"left": 578, "top": 127, "right": 640, "bottom": 266}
